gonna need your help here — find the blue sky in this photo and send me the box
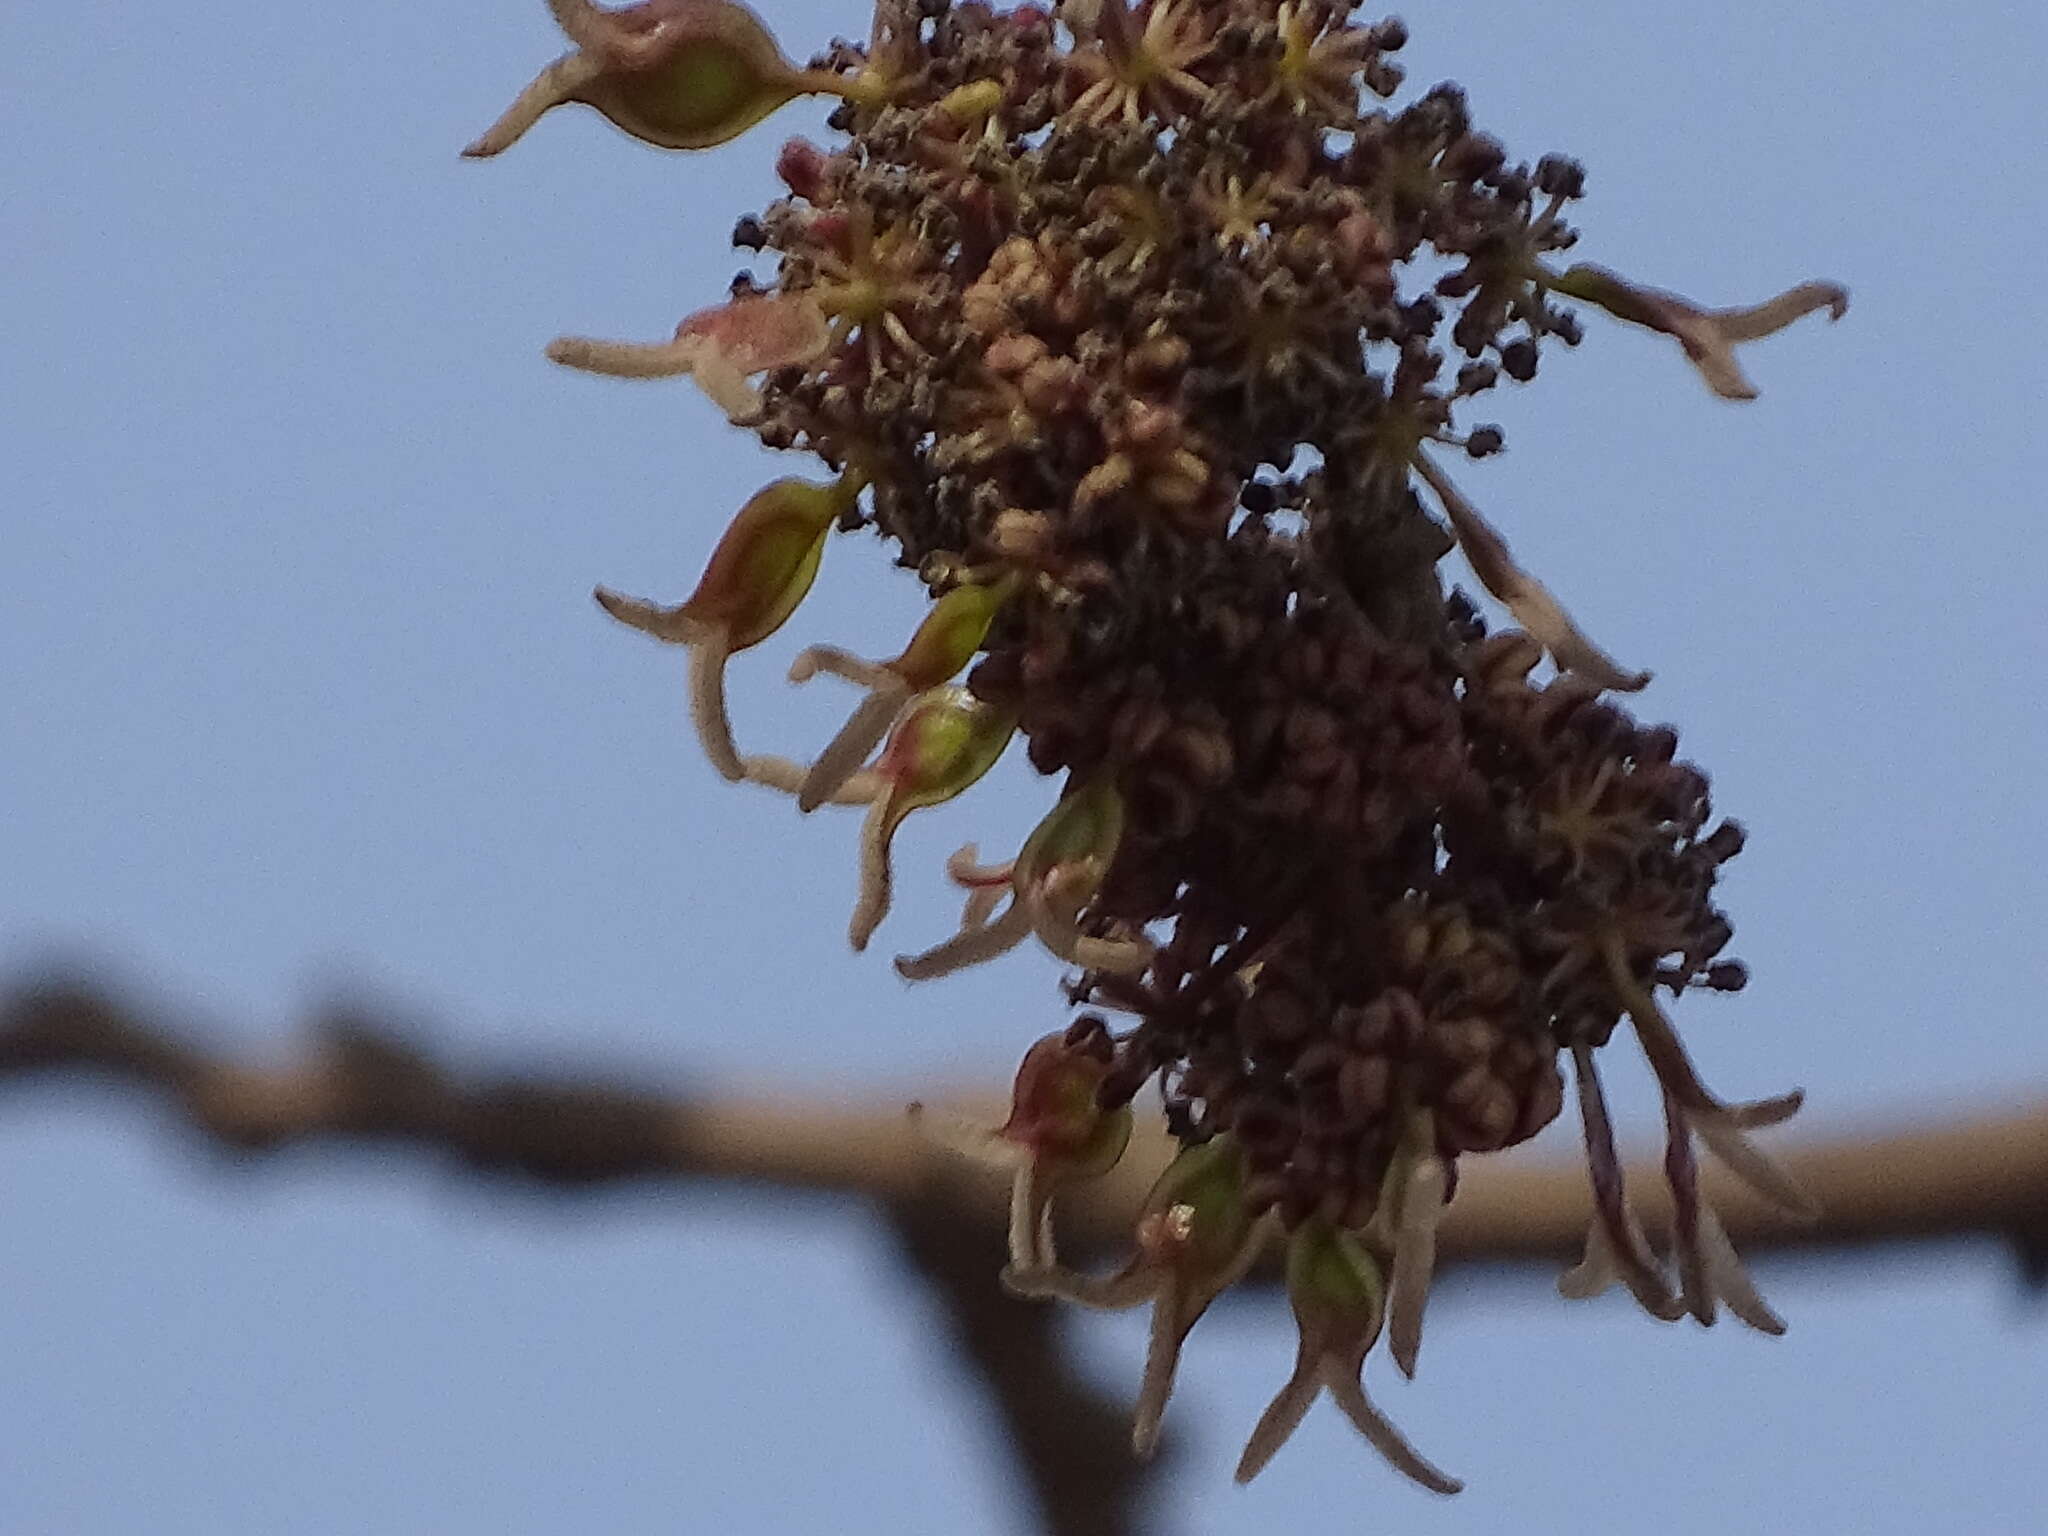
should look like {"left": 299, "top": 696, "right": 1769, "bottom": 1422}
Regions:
{"left": 4, "top": 2, "right": 2045, "bottom": 1531}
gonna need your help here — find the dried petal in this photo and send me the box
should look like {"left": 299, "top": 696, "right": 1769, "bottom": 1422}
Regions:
{"left": 1600, "top": 935, "right": 1818, "bottom": 1220}
{"left": 1562, "top": 1038, "right": 1682, "bottom": 1318}
{"left": 1550, "top": 263, "right": 1848, "bottom": 401}
{"left": 1414, "top": 452, "right": 1651, "bottom": 693}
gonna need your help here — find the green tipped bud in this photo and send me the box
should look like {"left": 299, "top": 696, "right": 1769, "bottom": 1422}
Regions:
{"left": 678, "top": 476, "right": 851, "bottom": 650}
{"left": 465, "top": 0, "right": 844, "bottom": 159}
{"left": 885, "top": 576, "right": 1015, "bottom": 692}
{"left": 875, "top": 685, "right": 1016, "bottom": 815}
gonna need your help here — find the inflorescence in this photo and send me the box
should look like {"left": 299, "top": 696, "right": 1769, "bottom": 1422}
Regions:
{"left": 470, "top": 0, "right": 1845, "bottom": 1492}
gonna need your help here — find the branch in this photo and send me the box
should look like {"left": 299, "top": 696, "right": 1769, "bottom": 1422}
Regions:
{"left": 0, "top": 974, "right": 1163, "bottom": 1536}
{"left": 5, "top": 973, "right": 2047, "bottom": 1286}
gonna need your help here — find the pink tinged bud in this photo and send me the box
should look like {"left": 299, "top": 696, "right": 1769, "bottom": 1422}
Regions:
{"left": 1236, "top": 1221, "right": 1462, "bottom": 1494}
{"left": 1550, "top": 263, "right": 1848, "bottom": 401}
{"left": 848, "top": 687, "right": 1015, "bottom": 949}
{"left": 463, "top": 0, "right": 841, "bottom": 158}
{"left": 774, "top": 136, "right": 831, "bottom": 201}
{"left": 1413, "top": 451, "right": 1651, "bottom": 695}
{"left": 1009, "top": 1135, "right": 1270, "bottom": 1459}
{"left": 595, "top": 477, "right": 850, "bottom": 781}
{"left": 787, "top": 578, "right": 1013, "bottom": 813}
{"left": 908, "top": 1028, "right": 1132, "bottom": 1280}
{"left": 547, "top": 293, "right": 830, "bottom": 424}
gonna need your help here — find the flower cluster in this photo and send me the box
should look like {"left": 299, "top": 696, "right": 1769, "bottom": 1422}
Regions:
{"left": 472, "top": 0, "right": 1844, "bottom": 1491}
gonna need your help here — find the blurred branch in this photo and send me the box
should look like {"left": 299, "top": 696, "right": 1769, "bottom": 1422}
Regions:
{"left": 886, "top": 1188, "right": 1161, "bottom": 1536}
{"left": 5, "top": 974, "right": 2046, "bottom": 1281}
{"left": 7, "top": 973, "right": 2047, "bottom": 1531}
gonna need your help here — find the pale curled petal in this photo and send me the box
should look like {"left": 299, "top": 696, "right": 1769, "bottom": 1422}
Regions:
{"left": 740, "top": 753, "right": 881, "bottom": 805}
{"left": 1008, "top": 1158, "right": 1053, "bottom": 1275}
{"left": 462, "top": 52, "right": 606, "bottom": 158}
{"left": 788, "top": 645, "right": 893, "bottom": 689}
{"left": 959, "top": 882, "right": 1006, "bottom": 931}
{"left": 1688, "top": 1109, "right": 1819, "bottom": 1222}
{"left": 1388, "top": 1157, "right": 1448, "bottom": 1379}
{"left": 1696, "top": 1197, "right": 1786, "bottom": 1336}
{"left": 1002, "top": 1257, "right": 1156, "bottom": 1309}
{"left": 1234, "top": 1346, "right": 1321, "bottom": 1485}
{"left": 1024, "top": 869, "right": 1156, "bottom": 975}
{"left": 593, "top": 584, "right": 704, "bottom": 643}
{"left": 1714, "top": 281, "right": 1852, "bottom": 342}
{"left": 1414, "top": 452, "right": 1650, "bottom": 693}
{"left": 848, "top": 796, "right": 897, "bottom": 950}
{"left": 1131, "top": 1275, "right": 1191, "bottom": 1460}
{"left": 686, "top": 630, "right": 746, "bottom": 782}
{"left": 544, "top": 0, "right": 622, "bottom": 56}
{"left": 593, "top": 587, "right": 746, "bottom": 783}
{"left": 945, "top": 843, "right": 1014, "bottom": 888}
{"left": 547, "top": 334, "right": 704, "bottom": 379}
{"left": 1323, "top": 1362, "right": 1464, "bottom": 1495}
{"left": 893, "top": 897, "right": 1033, "bottom": 980}
{"left": 904, "top": 1100, "right": 1025, "bottom": 1169}
{"left": 1602, "top": 936, "right": 1818, "bottom": 1220}
{"left": 797, "top": 685, "right": 908, "bottom": 812}
{"left": 1552, "top": 263, "right": 1848, "bottom": 401}
{"left": 1664, "top": 1086, "right": 1715, "bottom": 1325}
{"left": 1567, "top": 1039, "right": 1682, "bottom": 1317}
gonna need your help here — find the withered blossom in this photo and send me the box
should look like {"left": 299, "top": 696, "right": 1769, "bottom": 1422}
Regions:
{"left": 471, "top": 0, "right": 1845, "bottom": 1491}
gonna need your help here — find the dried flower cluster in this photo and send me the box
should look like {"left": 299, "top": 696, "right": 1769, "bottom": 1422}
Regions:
{"left": 472, "top": 0, "right": 1844, "bottom": 1492}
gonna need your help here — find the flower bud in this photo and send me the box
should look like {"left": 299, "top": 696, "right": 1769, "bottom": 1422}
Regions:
{"left": 1235, "top": 1220, "right": 1461, "bottom": 1493}
{"left": 886, "top": 578, "right": 1014, "bottom": 693}
{"left": 464, "top": 0, "right": 843, "bottom": 158}
{"left": 594, "top": 476, "right": 854, "bottom": 781}
{"left": 547, "top": 292, "right": 830, "bottom": 424}
{"left": 672, "top": 478, "right": 846, "bottom": 648}
{"left": 850, "top": 687, "right": 1016, "bottom": 948}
